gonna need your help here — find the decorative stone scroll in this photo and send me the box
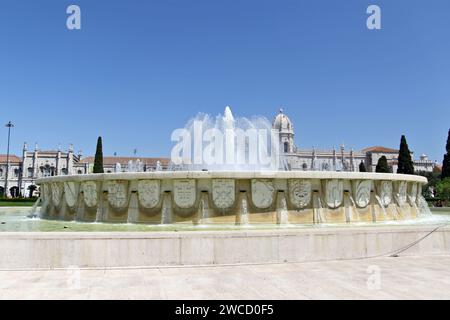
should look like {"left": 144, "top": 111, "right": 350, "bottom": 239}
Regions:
{"left": 251, "top": 179, "right": 275, "bottom": 209}
{"left": 396, "top": 181, "right": 407, "bottom": 206}
{"left": 51, "top": 182, "right": 62, "bottom": 207}
{"left": 107, "top": 181, "right": 128, "bottom": 209}
{"left": 81, "top": 181, "right": 98, "bottom": 207}
{"left": 409, "top": 183, "right": 418, "bottom": 203}
{"left": 174, "top": 179, "right": 196, "bottom": 208}
{"left": 288, "top": 179, "right": 311, "bottom": 208}
{"left": 353, "top": 180, "right": 371, "bottom": 208}
{"left": 138, "top": 180, "right": 160, "bottom": 208}
{"left": 212, "top": 179, "right": 235, "bottom": 209}
{"left": 379, "top": 181, "right": 392, "bottom": 207}
{"left": 64, "top": 181, "right": 78, "bottom": 208}
{"left": 325, "top": 179, "right": 343, "bottom": 209}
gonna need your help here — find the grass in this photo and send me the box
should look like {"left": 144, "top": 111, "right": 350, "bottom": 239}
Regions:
{"left": 0, "top": 201, "right": 35, "bottom": 207}
{"left": 0, "top": 198, "right": 37, "bottom": 207}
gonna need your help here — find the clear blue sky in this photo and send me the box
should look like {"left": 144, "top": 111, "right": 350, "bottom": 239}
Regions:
{"left": 1, "top": 0, "right": 449, "bottom": 162}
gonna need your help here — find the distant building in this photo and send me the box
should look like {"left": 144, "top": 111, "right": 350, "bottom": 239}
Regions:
{"left": 78, "top": 156, "right": 170, "bottom": 174}
{"left": 272, "top": 109, "right": 437, "bottom": 173}
{"left": 0, "top": 142, "right": 170, "bottom": 197}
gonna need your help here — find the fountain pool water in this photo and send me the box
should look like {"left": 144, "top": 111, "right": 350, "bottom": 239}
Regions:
{"left": 0, "top": 206, "right": 449, "bottom": 232}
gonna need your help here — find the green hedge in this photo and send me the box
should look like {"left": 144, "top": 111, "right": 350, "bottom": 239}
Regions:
{"left": 0, "top": 197, "right": 38, "bottom": 203}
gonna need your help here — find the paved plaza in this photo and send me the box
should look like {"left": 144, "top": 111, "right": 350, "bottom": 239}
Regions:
{"left": 1, "top": 255, "right": 449, "bottom": 299}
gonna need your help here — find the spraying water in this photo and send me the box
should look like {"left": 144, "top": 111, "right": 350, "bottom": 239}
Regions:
{"left": 170, "top": 106, "right": 281, "bottom": 171}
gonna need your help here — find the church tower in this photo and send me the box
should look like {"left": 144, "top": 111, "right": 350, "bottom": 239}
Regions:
{"left": 272, "top": 108, "right": 295, "bottom": 153}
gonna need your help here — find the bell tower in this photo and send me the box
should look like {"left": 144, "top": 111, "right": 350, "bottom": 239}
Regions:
{"left": 272, "top": 108, "right": 295, "bottom": 153}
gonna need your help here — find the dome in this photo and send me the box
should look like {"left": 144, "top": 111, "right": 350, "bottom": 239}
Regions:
{"left": 272, "top": 108, "right": 294, "bottom": 133}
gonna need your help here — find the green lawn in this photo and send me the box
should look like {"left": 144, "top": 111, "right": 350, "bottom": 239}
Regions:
{"left": 0, "top": 199, "right": 37, "bottom": 207}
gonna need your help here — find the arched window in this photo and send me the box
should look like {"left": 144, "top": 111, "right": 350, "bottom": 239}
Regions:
{"left": 42, "top": 165, "right": 51, "bottom": 177}
{"left": 28, "top": 185, "right": 37, "bottom": 198}
{"left": 302, "top": 163, "right": 308, "bottom": 171}
{"left": 77, "top": 170, "right": 83, "bottom": 174}
{"left": 9, "top": 186, "right": 20, "bottom": 198}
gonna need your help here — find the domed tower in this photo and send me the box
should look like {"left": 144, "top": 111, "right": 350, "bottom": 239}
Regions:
{"left": 272, "top": 108, "right": 295, "bottom": 153}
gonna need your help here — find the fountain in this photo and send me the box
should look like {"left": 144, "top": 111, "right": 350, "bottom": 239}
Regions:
{"left": 2, "top": 106, "right": 448, "bottom": 270}
{"left": 36, "top": 107, "right": 429, "bottom": 225}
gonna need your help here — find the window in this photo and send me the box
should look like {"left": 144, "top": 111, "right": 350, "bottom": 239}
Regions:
{"left": 302, "top": 163, "right": 308, "bottom": 171}
{"left": 42, "top": 165, "right": 51, "bottom": 177}
{"left": 27, "top": 168, "right": 33, "bottom": 178}
{"left": 61, "top": 168, "right": 68, "bottom": 175}
{"left": 284, "top": 142, "right": 289, "bottom": 153}
{"left": 77, "top": 170, "right": 83, "bottom": 174}
{"left": 14, "top": 169, "right": 19, "bottom": 178}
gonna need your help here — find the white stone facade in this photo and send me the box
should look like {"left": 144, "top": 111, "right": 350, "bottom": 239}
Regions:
{"left": 0, "top": 143, "right": 168, "bottom": 197}
{"left": 272, "top": 110, "right": 437, "bottom": 173}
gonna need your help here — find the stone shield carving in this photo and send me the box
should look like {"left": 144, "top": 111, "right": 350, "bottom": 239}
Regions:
{"left": 379, "top": 181, "right": 392, "bottom": 207}
{"left": 212, "top": 179, "right": 235, "bottom": 209}
{"left": 108, "top": 181, "right": 128, "bottom": 209}
{"left": 174, "top": 179, "right": 196, "bottom": 208}
{"left": 138, "top": 180, "right": 160, "bottom": 208}
{"left": 354, "top": 180, "right": 371, "bottom": 208}
{"left": 251, "top": 179, "right": 275, "bottom": 209}
{"left": 64, "top": 181, "right": 78, "bottom": 208}
{"left": 289, "top": 179, "right": 311, "bottom": 208}
{"left": 82, "top": 181, "right": 98, "bottom": 207}
{"left": 51, "top": 182, "right": 62, "bottom": 207}
{"left": 396, "top": 181, "right": 407, "bottom": 206}
{"left": 409, "top": 183, "right": 418, "bottom": 203}
{"left": 325, "top": 179, "right": 343, "bottom": 209}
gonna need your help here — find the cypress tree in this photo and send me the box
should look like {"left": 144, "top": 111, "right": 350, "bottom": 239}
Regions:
{"left": 397, "top": 135, "right": 414, "bottom": 175}
{"left": 93, "top": 136, "right": 104, "bottom": 174}
{"left": 359, "top": 161, "right": 366, "bottom": 172}
{"left": 376, "top": 156, "right": 390, "bottom": 173}
{"left": 441, "top": 129, "right": 450, "bottom": 179}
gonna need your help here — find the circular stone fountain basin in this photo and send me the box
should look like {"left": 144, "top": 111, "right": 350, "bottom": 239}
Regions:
{"left": 36, "top": 171, "right": 428, "bottom": 225}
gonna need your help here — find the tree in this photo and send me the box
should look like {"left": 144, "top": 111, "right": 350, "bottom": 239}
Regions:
{"left": 436, "top": 178, "right": 450, "bottom": 205}
{"left": 441, "top": 129, "right": 450, "bottom": 179}
{"left": 416, "top": 170, "right": 440, "bottom": 198}
{"left": 93, "top": 136, "right": 104, "bottom": 173}
{"left": 359, "top": 161, "right": 366, "bottom": 172}
{"left": 397, "top": 135, "right": 414, "bottom": 175}
{"left": 376, "top": 156, "right": 391, "bottom": 173}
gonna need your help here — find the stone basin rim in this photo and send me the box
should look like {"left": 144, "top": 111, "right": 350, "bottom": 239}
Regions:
{"left": 36, "top": 171, "right": 427, "bottom": 184}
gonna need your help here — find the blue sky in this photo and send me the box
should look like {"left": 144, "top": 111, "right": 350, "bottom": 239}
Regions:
{"left": 0, "top": 0, "right": 449, "bottom": 162}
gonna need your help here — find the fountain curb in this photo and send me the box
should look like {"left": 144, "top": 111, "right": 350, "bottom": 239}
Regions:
{"left": 0, "top": 224, "right": 448, "bottom": 269}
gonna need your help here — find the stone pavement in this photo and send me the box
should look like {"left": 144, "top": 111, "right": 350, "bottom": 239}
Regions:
{"left": 1, "top": 255, "right": 450, "bottom": 299}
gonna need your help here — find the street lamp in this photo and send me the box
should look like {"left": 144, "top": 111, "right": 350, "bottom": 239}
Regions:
{"left": 4, "top": 121, "right": 14, "bottom": 198}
